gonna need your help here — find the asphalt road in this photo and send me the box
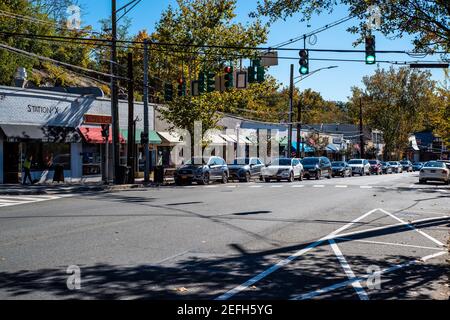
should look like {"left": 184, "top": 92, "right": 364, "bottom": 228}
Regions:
{"left": 0, "top": 172, "right": 448, "bottom": 300}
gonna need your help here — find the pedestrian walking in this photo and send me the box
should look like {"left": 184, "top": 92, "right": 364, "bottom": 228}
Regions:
{"left": 22, "top": 155, "right": 33, "bottom": 185}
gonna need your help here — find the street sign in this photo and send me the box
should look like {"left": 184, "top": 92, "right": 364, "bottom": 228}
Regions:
{"left": 83, "top": 114, "right": 112, "bottom": 125}
{"left": 260, "top": 51, "right": 279, "bottom": 66}
{"left": 236, "top": 71, "right": 247, "bottom": 89}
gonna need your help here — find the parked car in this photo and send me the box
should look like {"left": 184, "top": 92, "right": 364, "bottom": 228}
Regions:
{"left": 348, "top": 159, "right": 371, "bottom": 176}
{"left": 381, "top": 162, "right": 393, "bottom": 174}
{"left": 400, "top": 160, "right": 413, "bottom": 172}
{"left": 437, "top": 160, "right": 450, "bottom": 170}
{"left": 227, "top": 157, "right": 264, "bottom": 182}
{"left": 301, "top": 157, "right": 332, "bottom": 180}
{"left": 331, "top": 161, "right": 352, "bottom": 178}
{"left": 412, "top": 162, "right": 424, "bottom": 172}
{"left": 174, "top": 156, "right": 229, "bottom": 185}
{"left": 369, "top": 160, "right": 383, "bottom": 175}
{"left": 389, "top": 161, "right": 403, "bottom": 173}
{"left": 419, "top": 161, "right": 450, "bottom": 185}
{"left": 261, "top": 158, "right": 303, "bottom": 182}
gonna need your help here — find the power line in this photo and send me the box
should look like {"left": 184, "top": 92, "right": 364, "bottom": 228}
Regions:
{"left": 0, "top": 42, "right": 128, "bottom": 81}
{"left": 1, "top": 31, "right": 448, "bottom": 54}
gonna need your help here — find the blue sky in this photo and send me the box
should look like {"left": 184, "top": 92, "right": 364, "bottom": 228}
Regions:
{"left": 80, "top": 0, "right": 447, "bottom": 102}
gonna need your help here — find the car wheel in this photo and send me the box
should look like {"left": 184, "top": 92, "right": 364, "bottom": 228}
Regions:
{"left": 221, "top": 172, "right": 228, "bottom": 184}
{"left": 175, "top": 178, "right": 182, "bottom": 186}
{"left": 288, "top": 172, "right": 294, "bottom": 183}
{"left": 315, "top": 171, "right": 321, "bottom": 180}
{"left": 327, "top": 171, "right": 332, "bottom": 179}
{"left": 264, "top": 178, "right": 271, "bottom": 183}
{"left": 244, "top": 172, "right": 251, "bottom": 183}
{"left": 299, "top": 171, "right": 303, "bottom": 181}
{"left": 419, "top": 179, "right": 425, "bottom": 184}
{"left": 198, "top": 173, "right": 209, "bottom": 185}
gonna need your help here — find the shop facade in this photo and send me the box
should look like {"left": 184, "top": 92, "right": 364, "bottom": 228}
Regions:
{"left": 0, "top": 85, "right": 158, "bottom": 184}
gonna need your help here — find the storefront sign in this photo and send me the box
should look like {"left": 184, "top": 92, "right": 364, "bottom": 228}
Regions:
{"left": 27, "top": 104, "right": 60, "bottom": 114}
{"left": 83, "top": 114, "right": 112, "bottom": 125}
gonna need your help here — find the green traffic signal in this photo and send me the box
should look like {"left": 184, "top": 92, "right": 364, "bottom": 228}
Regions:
{"left": 299, "top": 49, "right": 309, "bottom": 75}
{"left": 207, "top": 72, "right": 216, "bottom": 92}
{"left": 365, "top": 36, "right": 376, "bottom": 65}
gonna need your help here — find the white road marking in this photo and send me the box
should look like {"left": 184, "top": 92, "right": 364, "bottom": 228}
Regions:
{"left": 335, "top": 237, "right": 443, "bottom": 251}
{"left": 291, "top": 185, "right": 305, "bottom": 188}
{"left": 360, "top": 186, "right": 373, "bottom": 189}
{"left": 0, "top": 194, "right": 70, "bottom": 208}
{"left": 271, "top": 185, "right": 284, "bottom": 188}
{"left": 335, "top": 185, "right": 348, "bottom": 188}
{"left": 216, "top": 208, "right": 381, "bottom": 300}
{"left": 313, "top": 185, "right": 325, "bottom": 188}
{"left": 329, "top": 239, "right": 369, "bottom": 300}
{"left": 378, "top": 209, "right": 445, "bottom": 247}
{"left": 249, "top": 185, "right": 263, "bottom": 188}
{"left": 291, "top": 251, "right": 446, "bottom": 300}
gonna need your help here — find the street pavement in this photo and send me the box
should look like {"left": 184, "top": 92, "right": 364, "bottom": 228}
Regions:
{"left": 0, "top": 172, "right": 448, "bottom": 300}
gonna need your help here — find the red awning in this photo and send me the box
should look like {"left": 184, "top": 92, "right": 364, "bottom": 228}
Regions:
{"left": 78, "top": 126, "right": 125, "bottom": 144}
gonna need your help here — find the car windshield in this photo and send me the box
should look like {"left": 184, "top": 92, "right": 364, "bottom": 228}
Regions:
{"left": 185, "top": 157, "right": 208, "bottom": 165}
{"left": 270, "top": 158, "right": 292, "bottom": 166}
{"left": 369, "top": 160, "right": 378, "bottom": 165}
{"left": 229, "top": 158, "right": 250, "bottom": 165}
{"left": 348, "top": 160, "right": 363, "bottom": 164}
{"left": 302, "top": 158, "right": 319, "bottom": 165}
{"left": 413, "top": 162, "right": 422, "bottom": 165}
{"left": 400, "top": 161, "right": 409, "bottom": 165}
{"left": 389, "top": 162, "right": 397, "bottom": 165}
{"left": 332, "top": 162, "right": 345, "bottom": 167}
{"left": 424, "top": 162, "right": 445, "bottom": 168}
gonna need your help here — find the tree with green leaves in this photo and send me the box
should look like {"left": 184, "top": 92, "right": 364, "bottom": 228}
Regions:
{"left": 349, "top": 66, "right": 439, "bottom": 159}
{"left": 252, "top": 0, "right": 449, "bottom": 51}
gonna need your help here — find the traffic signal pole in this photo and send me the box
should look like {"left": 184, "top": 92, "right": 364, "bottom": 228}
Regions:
{"left": 111, "top": 0, "right": 120, "bottom": 184}
{"left": 288, "top": 64, "right": 294, "bottom": 157}
{"left": 127, "top": 52, "right": 135, "bottom": 184}
{"left": 143, "top": 39, "right": 150, "bottom": 183}
{"left": 359, "top": 98, "right": 365, "bottom": 159}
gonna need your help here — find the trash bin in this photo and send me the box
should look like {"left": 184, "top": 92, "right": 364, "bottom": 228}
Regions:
{"left": 117, "top": 165, "right": 130, "bottom": 185}
{"left": 53, "top": 164, "right": 65, "bottom": 183}
{"left": 155, "top": 166, "right": 164, "bottom": 184}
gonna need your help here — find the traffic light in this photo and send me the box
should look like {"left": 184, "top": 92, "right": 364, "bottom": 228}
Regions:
{"left": 248, "top": 64, "right": 256, "bottom": 83}
{"left": 257, "top": 65, "right": 265, "bottom": 83}
{"left": 198, "top": 72, "right": 206, "bottom": 94}
{"left": 224, "top": 66, "right": 234, "bottom": 89}
{"left": 206, "top": 72, "right": 216, "bottom": 93}
{"left": 365, "top": 35, "right": 376, "bottom": 64}
{"left": 299, "top": 49, "right": 309, "bottom": 75}
{"left": 177, "top": 78, "right": 186, "bottom": 97}
{"left": 101, "top": 124, "right": 109, "bottom": 138}
{"left": 164, "top": 82, "right": 173, "bottom": 101}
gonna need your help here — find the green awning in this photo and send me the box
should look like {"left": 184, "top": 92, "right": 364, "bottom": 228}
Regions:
{"left": 120, "top": 129, "right": 162, "bottom": 144}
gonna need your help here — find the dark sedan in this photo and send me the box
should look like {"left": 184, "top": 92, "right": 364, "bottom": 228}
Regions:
{"left": 331, "top": 161, "right": 352, "bottom": 177}
{"left": 412, "top": 162, "right": 424, "bottom": 172}
{"left": 301, "top": 157, "right": 332, "bottom": 180}
{"left": 227, "top": 157, "right": 265, "bottom": 182}
{"left": 174, "top": 156, "right": 229, "bottom": 185}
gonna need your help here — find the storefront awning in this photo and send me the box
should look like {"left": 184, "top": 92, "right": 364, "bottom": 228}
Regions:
{"left": 158, "top": 131, "right": 182, "bottom": 144}
{"left": 204, "top": 133, "right": 226, "bottom": 145}
{"left": 120, "top": 129, "right": 162, "bottom": 144}
{"left": 79, "top": 126, "right": 125, "bottom": 144}
{"left": 291, "top": 142, "right": 315, "bottom": 153}
{"left": 326, "top": 143, "right": 340, "bottom": 153}
{"left": 1, "top": 124, "right": 48, "bottom": 141}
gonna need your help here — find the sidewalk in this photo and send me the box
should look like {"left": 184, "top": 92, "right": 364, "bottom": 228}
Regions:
{"left": 0, "top": 178, "right": 176, "bottom": 196}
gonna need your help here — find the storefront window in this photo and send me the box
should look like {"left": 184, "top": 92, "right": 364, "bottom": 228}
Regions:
{"left": 82, "top": 144, "right": 101, "bottom": 175}
{"left": 21, "top": 142, "right": 71, "bottom": 170}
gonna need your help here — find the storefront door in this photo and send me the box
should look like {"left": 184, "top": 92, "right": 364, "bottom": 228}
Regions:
{"left": 4, "top": 142, "right": 20, "bottom": 183}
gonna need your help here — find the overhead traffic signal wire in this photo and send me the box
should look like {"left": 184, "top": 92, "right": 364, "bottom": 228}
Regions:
{"left": 1, "top": 31, "right": 448, "bottom": 55}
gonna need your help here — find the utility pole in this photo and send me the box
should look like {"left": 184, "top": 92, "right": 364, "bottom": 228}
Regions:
{"left": 127, "top": 52, "right": 135, "bottom": 184}
{"left": 143, "top": 39, "right": 150, "bottom": 183}
{"left": 111, "top": 0, "right": 120, "bottom": 184}
{"left": 296, "top": 100, "right": 301, "bottom": 158}
{"left": 359, "top": 98, "right": 365, "bottom": 159}
{"left": 288, "top": 64, "right": 294, "bottom": 157}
